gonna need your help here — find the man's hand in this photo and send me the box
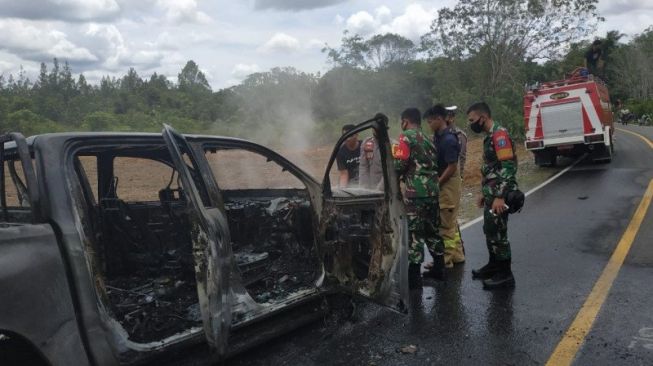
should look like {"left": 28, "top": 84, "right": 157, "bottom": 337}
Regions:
{"left": 338, "top": 169, "right": 349, "bottom": 188}
{"left": 439, "top": 162, "right": 457, "bottom": 186}
{"left": 476, "top": 194, "right": 485, "bottom": 208}
{"left": 491, "top": 197, "right": 507, "bottom": 215}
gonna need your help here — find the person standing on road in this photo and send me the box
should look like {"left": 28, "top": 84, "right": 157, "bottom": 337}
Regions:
{"left": 467, "top": 102, "right": 518, "bottom": 290}
{"left": 358, "top": 134, "right": 384, "bottom": 190}
{"left": 336, "top": 124, "right": 361, "bottom": 188}
{"left": 393, "top": 108, "right": 445, "bottom": 288}
{"left": 425, "top": 105, "right": 464, "bottom": 269}
{"left": 445, "top": 106, "right": 468, "bottom": 179}
{"left": 445, "top": 105, "right": 468, "bottom": 265}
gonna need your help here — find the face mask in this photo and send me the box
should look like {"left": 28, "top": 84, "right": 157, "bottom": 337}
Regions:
{"left": 470, "top": 117, "right": 484, "bottom": 133}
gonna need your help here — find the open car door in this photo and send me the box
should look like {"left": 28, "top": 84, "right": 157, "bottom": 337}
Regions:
{"left": 162, "top": 124, "right": 232, "bottom": 356}
{"left": 320, "top": 114, "right": 409, "bottom": 313}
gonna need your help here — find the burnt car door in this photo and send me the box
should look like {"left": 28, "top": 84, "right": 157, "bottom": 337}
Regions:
{"left": 162, "top": 125, "right": 232, "bottom": 355}
{"left": 320, "top": 114, "right": 409, "bottom": 313}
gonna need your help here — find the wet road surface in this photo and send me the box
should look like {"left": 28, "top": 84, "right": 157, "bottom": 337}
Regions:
{"left": 227, "top": 125, "right": 653, "bottom": 366}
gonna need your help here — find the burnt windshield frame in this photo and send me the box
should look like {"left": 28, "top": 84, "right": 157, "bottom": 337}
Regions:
{"left": 201, "top": 145, "right": 311, "bottom": 192}
{"left": 65, "top": 140, "right": 212, "bottom": 208}
{"left": 0, "top": 133, "right": 40, "bottom": 223}
{"left": 322, "top": 114, "right": 391, "bottom": 197}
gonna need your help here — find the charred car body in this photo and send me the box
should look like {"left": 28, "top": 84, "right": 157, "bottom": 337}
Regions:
{"left": 0, "top": 115, "right": 408, "bottom": 365}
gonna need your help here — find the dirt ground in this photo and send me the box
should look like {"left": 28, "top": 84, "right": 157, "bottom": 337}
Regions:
{"left": 3, "top": 137, "right": 551, "bottom": 223}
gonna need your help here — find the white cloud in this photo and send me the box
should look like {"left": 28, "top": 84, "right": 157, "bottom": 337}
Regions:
{"left": 260, "top": 32, "right": 301, "bottom": 53}
{"left": 597, "top": 11, "right": 653, "bottom": 39}
{"left": 253, "top": 0, "right": 347, "bottom": 11}
{"left": 0, "top": 51, "right": 23, "bottom": 75}
{"left": 378, "top": 4, "right": 436, "bottom": 42}
{"left": 599, "top": 0, "right": 653, "bottom": 16}
{"left": 0, "top": 60, "right": 13, "bottom": 73}
{"left": 149, "top": 31, "right": 212, "bottom": 51}
{"left": 596, "top": 0, "right": 653, "bottom": 39}
{"left": 156, "top": 0, "right": 211, "bottom": 24}
{"left": 0, "top": 19, "right": 97, "bottom": 62}
{"left": 343, "top": 4, "right": 437, "bottom": 42}
{"left": 0, "top": 0, "right": 650, "bottom": 90}
{"left": 306, "top": 39, "right": 326, "bottom": 49}
{"left": 375, "top": 5, "right": 392, "bottom": 24}
{"left": 85, "top": 23, "right": 127, "bottom": 69}
{"left": 150, "top": 32, "right": 179, "bottom": 50}
{"left": 85, "top": 23, "right": 164, "bottom": 70}
{"left": 231, "top": 63, "right": 260, "bottom": 79}
{"left": 0, "top": 0, "right": 121, "bottom": 22}
{"left": 346, "top": 11, "right": 377, "bottom": 36}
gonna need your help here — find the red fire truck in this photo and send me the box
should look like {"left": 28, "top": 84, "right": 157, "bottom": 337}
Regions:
{"left": 524, "top": 68, "right": 614, "bottom": 166}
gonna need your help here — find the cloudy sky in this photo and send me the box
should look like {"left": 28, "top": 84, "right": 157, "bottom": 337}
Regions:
{"left": 0, "top": 0, "right": 651, "bottom": 90}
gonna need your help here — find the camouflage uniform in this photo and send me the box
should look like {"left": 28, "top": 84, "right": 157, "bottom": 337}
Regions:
{"left": 481, "top": 122, "right": 518, "bottom": 261}
{"left": 393, "top": 128, "right": 443, "bottom": 264}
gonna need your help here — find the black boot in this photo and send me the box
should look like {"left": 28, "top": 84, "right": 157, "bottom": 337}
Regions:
{"left": 424, "top": 254, "right": 446, "bottom": 280}
{"left": 482, "top": 260, "right": 515, "bottom": 290}
{"left": 472, "top": 253, "right": 500, "bottom": 280}
{"left": 408, "top": 263, "right": 423, "bottom": 289}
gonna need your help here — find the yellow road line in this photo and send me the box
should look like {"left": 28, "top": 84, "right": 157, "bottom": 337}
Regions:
{"left": 616, "top": 127, "right": 653, "bottom": 149}
{"left": 545, "top": 178, "right": 653, "bottom": 366}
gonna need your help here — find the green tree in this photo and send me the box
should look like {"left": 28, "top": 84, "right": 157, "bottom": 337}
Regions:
{"left": 82, "top": 111, "right": 118, "bottom": 131}
{"left": 323, "top": 31, "right": 368, "bottom": 68}
{"left": 422, "top": 0, "right": 603, "bottom": 96}
{"left": 365, "top": 33, "right": 416, "bottom": 69}
{"left": 610, "top": 27, "right": 653, "bottom": 100}
{"left": 178, "top": 60, "right": 211, "bottom": 92}
{"left": 5, "top": 109, "right": 59, "bottom": 136}
{"left": 324, "top": 32, "right": 416, "bottom": 70}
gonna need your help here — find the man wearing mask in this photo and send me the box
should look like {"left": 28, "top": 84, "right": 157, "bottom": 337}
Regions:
{"left": 336, "top": 124, "right": 361, "bottom": 187}
{"left": 424, "top": 105, "right": 464, "bottom": 269}
{"left": 466, "top": 102, "right": 518, "bottom": 290}
{"left": 393, "top": 108, "right": 445, "bottom": 288}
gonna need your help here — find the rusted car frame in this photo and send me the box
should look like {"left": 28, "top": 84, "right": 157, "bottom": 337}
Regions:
{"left": 0, "top": 114, "right": 408, "bottom": 365}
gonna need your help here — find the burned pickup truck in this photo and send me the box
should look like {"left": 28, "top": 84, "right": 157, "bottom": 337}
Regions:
{"left": 0, "top": 115, "right": 408, "bottom": 365}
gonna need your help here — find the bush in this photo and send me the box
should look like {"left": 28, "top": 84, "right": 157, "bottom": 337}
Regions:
{"left": 3, "top": 109, "right": 62, "bottom": 136}
{"left": 82, "top": 111, "right": 118, "bottom": 131}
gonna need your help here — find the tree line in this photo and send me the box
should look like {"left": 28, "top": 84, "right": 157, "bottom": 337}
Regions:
{"left": 0, "top": 0, "right": 651, "bottom": 145}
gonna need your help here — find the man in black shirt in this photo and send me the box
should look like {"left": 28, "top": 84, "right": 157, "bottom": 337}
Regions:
{"left": 336, "top": 124, "right": 361, "bottom": 187}
{"left": 584, "top": 40, "right": 603, "bottom": 77}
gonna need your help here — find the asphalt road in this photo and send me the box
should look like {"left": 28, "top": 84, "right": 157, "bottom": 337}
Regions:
{"left": 227, "top": 125, "right": 653, "bottom": 366}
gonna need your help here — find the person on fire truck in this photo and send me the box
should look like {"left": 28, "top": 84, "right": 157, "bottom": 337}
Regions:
{"left": 583, "top": 40, "right": 604, "bottom": 78}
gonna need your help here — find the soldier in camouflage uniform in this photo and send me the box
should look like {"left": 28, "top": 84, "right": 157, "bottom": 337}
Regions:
{"left": 466, "top": 102, "right": 518, "bottom": 290}
{"left": 392, "top": 108, "right": 445, "bottom": 288}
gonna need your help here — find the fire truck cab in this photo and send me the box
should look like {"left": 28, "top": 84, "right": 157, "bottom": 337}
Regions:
{"left": 524, "top": 69, "right": 614, "bottom": 166}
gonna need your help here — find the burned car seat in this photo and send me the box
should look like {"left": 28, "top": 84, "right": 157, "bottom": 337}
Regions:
{"left": 100, "top": 176, "right": 163, "bottom": 276}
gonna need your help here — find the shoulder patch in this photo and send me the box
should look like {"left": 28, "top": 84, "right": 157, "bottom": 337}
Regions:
{"left": 392, "top": 134, "right": 410, "bottom": 160}
{"left": 492, "top": 130, "right": 514, "bottom": 161}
